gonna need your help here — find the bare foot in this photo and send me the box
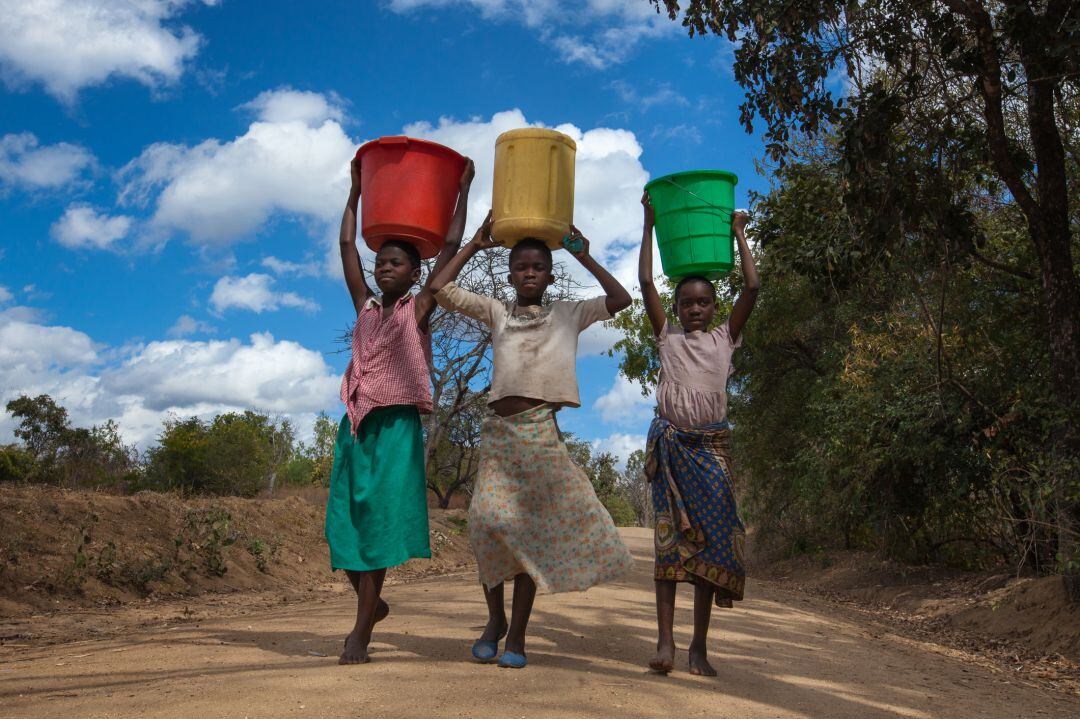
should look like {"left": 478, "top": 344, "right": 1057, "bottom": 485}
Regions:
{"left": 688, "top": 643, "right": 716, "bottom": 677}
{"left": 373, "top": 598, "right": 390, "bottom": 625}
{"left": 339, "top": 630, "right": 370, "bottom": 665}
{"left": 649, "top": 639, "right": 675, "bottom": 674}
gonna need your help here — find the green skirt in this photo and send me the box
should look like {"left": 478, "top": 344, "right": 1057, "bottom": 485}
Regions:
{"left": 324, "top": 406, "right": 431, "bottom": 572}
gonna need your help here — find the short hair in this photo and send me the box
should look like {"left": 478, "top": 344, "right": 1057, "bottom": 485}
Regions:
{"left": 673, "top": 275, "right": 716, "bottom": 304}
{"left": 378, "top": 239, "right": 421, "bottom": 269}
{"left": 508, "top": 238, "right": 553, "bottom": 268}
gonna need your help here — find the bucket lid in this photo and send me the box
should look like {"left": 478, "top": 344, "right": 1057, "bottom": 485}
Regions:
{"left": 495, "top": 127, "right": 577, "bottom": 151}
{"left": 645, "top": 169, "right": 739, "bottom": 192}
{"left": 355, "top": 135, "right": 465, "bottom": 161}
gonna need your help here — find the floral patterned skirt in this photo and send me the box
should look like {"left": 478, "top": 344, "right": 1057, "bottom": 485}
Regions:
{"left": 469, "top": 405, "right": 634, "bottom": 593}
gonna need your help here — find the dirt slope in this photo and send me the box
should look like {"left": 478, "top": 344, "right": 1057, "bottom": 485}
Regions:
{"left": 0, "top": 486, "right": 472, "bottom": 618}
{"left": 758, "top": 550, "right": 1080, "bottom": 659}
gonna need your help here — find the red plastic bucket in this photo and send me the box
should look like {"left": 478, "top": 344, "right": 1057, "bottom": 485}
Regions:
{"left": 355, "top": 136, "right": 466, "bottom": 259}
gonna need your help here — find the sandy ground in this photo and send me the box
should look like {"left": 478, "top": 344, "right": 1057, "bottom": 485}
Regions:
{"left": 1, "top": 529, "right": 1076, "bottom": 719}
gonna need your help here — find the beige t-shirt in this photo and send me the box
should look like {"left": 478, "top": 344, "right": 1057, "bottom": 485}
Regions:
{"left": 435, "top": 282, "right": 611, "bottom": 408}
{"left": 656, "top": 319, "right": 742, "bottom": 428}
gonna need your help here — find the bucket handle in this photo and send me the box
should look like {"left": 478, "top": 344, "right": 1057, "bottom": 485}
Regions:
{"left": 659, "top": 177, "right": 734, "bottom": 218}
{"left": 378, "top": 136, "right": 410, "bottom": 147}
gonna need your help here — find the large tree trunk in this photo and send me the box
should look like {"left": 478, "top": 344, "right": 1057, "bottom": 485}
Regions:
{"left": 962, "top": 0, "right": 1080, "bottom": 599}
{"left": 1022, "top": 30, "right": 1080, "bottom": 601}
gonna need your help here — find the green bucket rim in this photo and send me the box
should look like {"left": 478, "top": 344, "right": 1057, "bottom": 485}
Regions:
{"left": 645, "top": 169, "right": 739, "bottom": 195}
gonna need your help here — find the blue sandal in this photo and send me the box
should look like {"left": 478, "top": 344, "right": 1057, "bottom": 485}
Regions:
{"left": 498, "top": 651, "right": 527, "bottom": 669}
{"left": 471, "top": 629, "right": 507, "bottom": 663}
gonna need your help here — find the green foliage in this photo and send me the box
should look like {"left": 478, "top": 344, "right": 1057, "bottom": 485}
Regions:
{"left": 565, "top": 435, "right": 641, "bottom": 527}
{"left": 5, "top": 395, "right": 138, "bottom": 489}
{"left": 181, "top": 507, "right": 236, "bottom": 577}
{"left": 0, "top": 445, "right": 33, "bottom": 482}
{"left": 307, "top": 412, "right": 338, "bottom": 487}
{"left": 144, "top": 411, "right": 294, "bottom": 497}
{"left": 279, "top": 456, "right": 317, "bottom": 487}
{"left": 620, "top": 449, "right": 652, "bottom": 528}
{"left": 65, "top": 514, "right": 97, "bottom": 590}
{"left": 3, "top": 395, "right": 336, "bottom": 498}
{"left": 7, "top": 394, "right": 70, "bottom": 462}
{"left": 246, "top": 536, "right": 281, "bottom": 573}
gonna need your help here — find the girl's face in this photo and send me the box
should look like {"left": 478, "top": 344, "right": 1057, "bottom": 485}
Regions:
{"left": 675, "top": 280, "right": 718, "bottom": 332}
{"left": 374, "top": 245, "right": 420, "bottom": 294}
{"left": 507, "top": 247, "right": 553, "bottom": 301}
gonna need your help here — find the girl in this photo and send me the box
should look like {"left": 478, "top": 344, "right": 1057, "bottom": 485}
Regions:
{"left": 638, "top": 192, "right": 759, "bottom": 676}
{"left": 325, "top": 154, "right": 474, "bottom": 665}
{"left": 429, "top": 219, "right": 635, "bottom": 669}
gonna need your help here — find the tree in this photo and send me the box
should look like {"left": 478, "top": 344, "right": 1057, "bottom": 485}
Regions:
{"left": 620, "top": 449, "right": 653, "bottom": 528}
{"left": 652, "top": 0, "right": 1080, "bottom": 596}
{"left": 5, "top": 395, "right": 138, "bottom": 488}
{"left": 298, "top": 412, "right": 338, "bottom": 487}
{"left": 145, "top": 411, "right": 294, "bottom": 497}
{"left": 0, "top": 445, "right": 33, "bottom": 483}
{"left": 61, "top": 420, "right": 139, "bottom": 489}
{"left": 6, "top": 394, "right": 70, "bottom": 479}
{"left": 565, "top": 434, "right": 640, "bottom": 526}
{"left": 426, "top": 389, "right": 485, "bottom": 508}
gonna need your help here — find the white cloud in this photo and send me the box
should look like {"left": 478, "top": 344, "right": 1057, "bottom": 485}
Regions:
{"left": 594, "top": 373, "right": 655, "bottom": 426}
{"left": 388, "top": 0, "right": 674, "bottom": 68}
{"left": 591, "top": 432, "right": 646, "bottom": 471}
{"left": 209, "top": 273, "right": 318, "bottom": 314}
{"left": 118, "top": 88, "right": 354, "bottom": 245}
{"left": 0, "top": 286, "right": 11, "bottom": 305}
{"left": 0, "top": 132, "right": 95, "bottom": 189}
{"left": 0, "top": 308, "right": 99, "bottom": 371}
{"left": 261, "top": 256, "right": 323, "bottom": 277}
{"left": 166, "top": 314, "right": 215, "bottom": 337}
{"left": 51, "top": 204, "right": 133, "bottom": 249}
{"left": 0, "top": 309, "right": 340, "bottom": 447}
{"left": 651, "top": 123, "right": 703, "bottom": 145}
{"left": 0, "top": 0, "right": 220, "bottom": 103}
{"left": 105, "top": 333, "right": 336, "bottom": 414}
{"left": 578, "top": 322, "right": 621, "bottom": 356}
{"left": 116, "top": 102, "right": 648, "bottom": 295}
{"left": 240, "top": 87, "right": 346, "bottom": 126}
{"left": 610, "top": 80, "right": 689, "bottom": 110}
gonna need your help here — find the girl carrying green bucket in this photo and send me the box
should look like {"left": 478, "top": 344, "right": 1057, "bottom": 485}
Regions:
{"left": 638, "top": 188, "right": 760, "bottom": 676}
{"left": 325, "top": 154, "right": 474, "bottom": 665}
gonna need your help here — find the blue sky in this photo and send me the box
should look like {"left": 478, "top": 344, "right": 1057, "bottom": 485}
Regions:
{"left": 0, "top": 0, "right": 766, "bottom": 464}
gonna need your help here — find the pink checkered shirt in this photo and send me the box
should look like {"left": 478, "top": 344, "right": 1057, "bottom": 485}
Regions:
{"left": 340, "top": 293, "right": 434, "bottom": 434}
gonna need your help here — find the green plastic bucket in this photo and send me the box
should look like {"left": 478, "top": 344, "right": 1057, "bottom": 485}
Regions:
{"left": 645, "top": 170, "right": 738, "bottom": 280}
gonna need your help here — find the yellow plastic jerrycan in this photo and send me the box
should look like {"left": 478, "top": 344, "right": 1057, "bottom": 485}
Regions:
{"left": 491, "top": 128, "right": 577, "bottom": 249}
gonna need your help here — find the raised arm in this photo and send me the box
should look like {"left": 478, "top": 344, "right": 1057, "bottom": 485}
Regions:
{"left": 726, "top": 211, "right": 760, "bottom": 342}
{"left": 340, "top": 157, "right": 372, "bottom": 314}
{"left": 429, "top": 210, "right": 496, "bottom": 294}
{"left": 566, "top": 225, "right": 632, "bottom": 315}
{"left": 638, "top": 192, "right": 666, "bottom": 336}
{"left": 416, "top": 159, "right": 475, "bottom": 325}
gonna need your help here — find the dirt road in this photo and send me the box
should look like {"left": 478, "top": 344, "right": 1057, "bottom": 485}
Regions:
{"left": 2, "top": 529, "right": 1075, "bottom": 718}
